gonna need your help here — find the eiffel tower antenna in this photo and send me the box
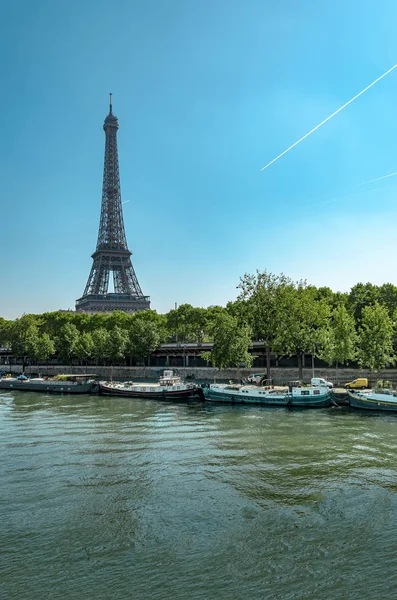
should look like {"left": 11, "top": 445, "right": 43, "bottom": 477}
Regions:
{"left": 76, "top": 96, "right": 150, "bottom": 313}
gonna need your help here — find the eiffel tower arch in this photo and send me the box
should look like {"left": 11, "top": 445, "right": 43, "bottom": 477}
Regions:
{"left": 76, "top": 95, "right": 150, "bottom": 313}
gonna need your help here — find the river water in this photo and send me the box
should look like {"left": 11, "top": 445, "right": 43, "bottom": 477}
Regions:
{"left": 1, "top": 391, "right": 397, "bottom": 599}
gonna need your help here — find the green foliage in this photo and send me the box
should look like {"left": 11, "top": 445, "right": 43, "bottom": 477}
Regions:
{"left": 108, "top": 326, "right": 129, "bottom": 364}
{"left": 237, "top": 271, "right": 295, "bottom": 342}
{"left": 31, "top": 333, "right": 55, "bottom": 363}
{"left": 9, "top": 315, "right": 40, "bottom": 358}
{"left": 4, "top": 275, "right": 397, "bottom": 372}
{"left": 275, "top": 285, "right": 330, "bottom": 355}
{"left": 0, "top": 318, "right": 12, "bottom": 346}
{"left": 41, "top": 311, "right": 76, "bottom": 337}
{"left": 225, "top": 300, "right": 249, "bottom": 326}
{"left": 378, "top": 283, "right": 397, "bottom": 317}
{"left": 314, "top": 287, "right": 348, "bottom": 310}
{"left": 128, "top": 320, "right": 161, "bottom": 365}
{"left": 166, "top": 304, "right": 208, "bottom": 343}
{"left": 347, "top": 283, "right": 380, "bottom": 322}
{"left": 320, "top": 305, "right": 357, "bottom": 366}
{"left": 375, "top": 379, "right": 393, "bottom": 390}
{"left": 91, "top": 328, "right": 111, "bottom": 364}
{"left": 275, "top": 285, "right": 331, "bottom": 378}
{"left": 107, "top": 311, "right": 133, "bottom": 331}
{"left": 203, "top": 313, "right": 253, "bottom": 370}
{"left": 357, "top": 303, "right": 395, "bottom": 371}
{"left": 75, "top": 332, "right": 94, "bottom": 364}
{"left": 131, "top": 310, "right": 168, "bottom": 342}
{"left": 56, "top": 323, "right": 79, "bottom": 364}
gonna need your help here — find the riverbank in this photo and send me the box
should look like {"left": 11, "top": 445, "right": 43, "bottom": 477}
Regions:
{"left": 4, "top": 364, "right": 395, "bottom": 387}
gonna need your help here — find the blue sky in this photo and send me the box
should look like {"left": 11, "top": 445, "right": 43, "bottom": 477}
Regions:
{"left": 2, "top": 0, "right": 397, "bottom": 319}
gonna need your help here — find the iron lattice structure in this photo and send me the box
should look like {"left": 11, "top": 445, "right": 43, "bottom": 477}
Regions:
{"left": 76, "top": 95, "right": 150, "bottom": 313}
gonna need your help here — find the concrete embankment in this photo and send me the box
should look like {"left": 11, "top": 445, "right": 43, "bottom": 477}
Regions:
{"left": 5, "top": 365, "right": 392, "bottom": 388}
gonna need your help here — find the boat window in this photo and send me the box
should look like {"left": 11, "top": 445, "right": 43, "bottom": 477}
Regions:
{"left": 300, "top": 390, "right": 310, "bottom": 396}
{"left": 313, "top": 389, "right": 320, "bottom": 395}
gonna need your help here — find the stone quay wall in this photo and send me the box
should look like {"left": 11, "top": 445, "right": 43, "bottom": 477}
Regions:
{"left": 8, "top": 364, "right": 397, "bottom": 386}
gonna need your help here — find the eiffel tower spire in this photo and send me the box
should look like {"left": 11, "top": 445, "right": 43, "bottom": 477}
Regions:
{"left": 76, "top": 96, "right": 150, "bottom": 313}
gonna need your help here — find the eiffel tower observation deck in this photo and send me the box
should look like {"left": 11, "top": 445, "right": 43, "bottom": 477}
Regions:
{"left": 76, "top": 95, "right": 150, "bottom": 314}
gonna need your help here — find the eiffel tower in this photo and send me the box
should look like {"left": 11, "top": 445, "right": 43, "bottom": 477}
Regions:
{"left": 76, "top": 95, "right": 150, "bottom": 313}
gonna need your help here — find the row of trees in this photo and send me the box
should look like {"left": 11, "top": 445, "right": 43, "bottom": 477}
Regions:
{"left": 231, "top": 272, "right": 395, "bottom": 378}
{"left": 0, "top": 311, "right": 162, "bottom": 371}
{"left": 0, "top": 274, "right": 397, "bottom": 375}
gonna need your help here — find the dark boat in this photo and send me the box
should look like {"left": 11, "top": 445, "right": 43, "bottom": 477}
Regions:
{"left": 99, "top": 370, "right": 204, "bottom": 401}
{"left": 0, "top": 374, "right": 98, "bottom": 394}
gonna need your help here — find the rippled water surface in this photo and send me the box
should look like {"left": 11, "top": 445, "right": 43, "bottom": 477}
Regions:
{"left": 2, "top": 392, "right": 397, "bottom": 599}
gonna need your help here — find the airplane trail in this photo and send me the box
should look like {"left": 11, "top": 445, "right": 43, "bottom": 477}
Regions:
{"left": 316, "top": 185, "right": 383, "bottom": 207}
{"left": 355, "top": 171, "right": 397, "bottom": 187}
{"left": 260, "top": 63, "right": 397, "bottom": 172}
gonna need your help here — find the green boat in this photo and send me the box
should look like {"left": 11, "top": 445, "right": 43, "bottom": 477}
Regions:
{"left": 203, "top": 383, "right": 334, "bottom": 407}
{"left": 348, "top": 389, "right": 397, "bottom": 411}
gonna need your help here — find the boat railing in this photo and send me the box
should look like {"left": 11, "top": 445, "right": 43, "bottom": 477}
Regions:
{"left": 374, "top": 388, "right": 397, "bottom": 396}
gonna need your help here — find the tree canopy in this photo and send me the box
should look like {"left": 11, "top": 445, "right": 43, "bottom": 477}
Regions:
{"left": 2, "top": 274, "right": 397, "bottom": 372}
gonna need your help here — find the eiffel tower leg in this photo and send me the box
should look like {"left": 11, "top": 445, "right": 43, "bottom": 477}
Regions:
{"left": 83, "top": 256, "right": 110, "bottom": 296}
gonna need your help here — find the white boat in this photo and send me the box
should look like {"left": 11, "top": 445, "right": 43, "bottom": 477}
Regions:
{"left": 99, "top": 370, "right": 204, "bottom": 401}
{"left": 203, "top": 382, "right": 334, "bottom": 407}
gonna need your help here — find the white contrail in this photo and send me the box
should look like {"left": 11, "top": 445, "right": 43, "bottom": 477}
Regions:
{"left": 260, "top": 63, "right": 397, "bottom": 172}
{"left": 355, "top": 171, "right": 397, "bottom": 187}
{"left": 122, "top": 200, "right": 130, "bottom": 204}
{"left": 316, "top": 185, "right": 383, "bottom": 207}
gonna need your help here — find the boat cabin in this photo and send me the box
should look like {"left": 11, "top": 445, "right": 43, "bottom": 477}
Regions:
{"left": 159, "top": 370, "right": 181, "bottom": 387}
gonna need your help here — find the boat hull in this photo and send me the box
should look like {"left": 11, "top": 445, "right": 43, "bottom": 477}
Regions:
{"left": 348, "top": 390, "right": 397, "bottom": 411}
{"left": 99, "top": 383, "right": 204, "bottom": 401}
{"left": 203, "top": 388, "right": 333, "bottom": 407}
{"left": 0, "top": 380, "right": 98, "bottom": 394}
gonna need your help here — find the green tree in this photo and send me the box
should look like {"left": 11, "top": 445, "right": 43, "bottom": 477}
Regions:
{"left": 237, "top": 271, "right": 295, "bottom": 380}
{"left": 347, "top": 282, "right": 379, "bottom": 322}
{"left": 0, "top": 318, "right": 12, "bottom": 347}
{"left": 75, "top": 332, "right": 94, "bottom": 368}
{"left": 72, "top": 312, "right": 94, "bottom": 333}
{"left": 31, "top": 333, "right": 56, "bottom": 366}
{"left": 41, "top": 311, "right": 76, "bottom": 337}
{"left": 56, "top": 323, "right": 79, "bottom": 366}
{"left": 128, "top": 320, "right": 161, "bottom": 365}
{"left": 378, "top": 283, "right": 397, "bottom": 317}
{"left": 225, "top": 300, "right": 250, "bottom": 327}
{"left": 9, "top": 315, "right": 40, "bottom": 371}
{"left": 202, "top": 313, "right": 253, "bottom": 373}
{"left": 107, "top": 310, "right": 134, "bottom": 332}
{"left": 88, "top": 313, "right": 112, "bottom": 333}
{"left": 320, "top": 305, "right": 357, "bottom": 369}
{"left": 108, "top": 326, "right": 129, "bottom": 365}
{"left": 276, "top": 286, "right": 330, "bottom": 380}
{"left": 91, "top": 328, "right": 111, "bottom": 365}
{"left": 357, "top": 303, "right": 395, "bottom": 371}
{"left": 166, "top": 304, "right": 207, "bottom": 343}
{"left": 313, "top": 286, "right": 348, "bottom": 310}
{"left": 132, "top": 310, "right": 168, "bottom": 342}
